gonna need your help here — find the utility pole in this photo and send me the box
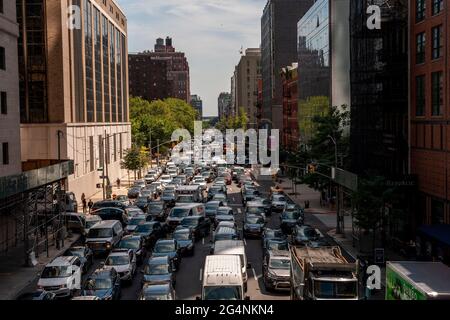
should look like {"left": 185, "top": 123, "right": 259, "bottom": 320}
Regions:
{"left": 328, "top": 135, "right": 342, "bottom": 235}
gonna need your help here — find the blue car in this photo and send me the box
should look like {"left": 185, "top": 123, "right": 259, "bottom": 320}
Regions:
{"left": 82, "top": 268, "right": 121, "bottom": 300}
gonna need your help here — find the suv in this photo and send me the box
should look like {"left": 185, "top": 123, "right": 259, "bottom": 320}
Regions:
{"left": 262, "top": 250, "right": 291, "bottom": 292}
{"left": 86, "top": 220, "right": 124, "bottom": 255}
{"left": 37, "top": 256, "right": 82, "bottom": 298}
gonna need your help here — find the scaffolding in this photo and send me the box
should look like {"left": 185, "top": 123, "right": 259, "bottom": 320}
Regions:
{"left": 0, "top": 161, "right": 74, "bottom": 266}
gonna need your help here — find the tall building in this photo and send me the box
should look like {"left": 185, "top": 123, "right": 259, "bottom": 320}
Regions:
{"left": 261, "top": 0, "right": 313, "bottom": 130}
{"left": 218, "top": 92, "right": 231, "bottom": 120}
{"left": 410, "top": 0, "right": 450, "bottom": 229}
{"left": 17, "top": 0, "right": 131, "bottom": 200}
{"left": 230, "top": 70, "right": 237, "bottom": 117}
{"left": 281, "top": 63, "right": 299, "bottom": 151}
{"left": 190, "top": 94, "right": 203, "bottom": 120}
{"left": 0, "top": 0, "right": 21, "bottom": 177}
{"left": 129, "top": 37, "right": 190, "bottom": 102}
{"left": 128, "top": 56, "right": 169, "bottom": 101}
{"left": 234, "top": 48, "right": 261, "bottom": 128}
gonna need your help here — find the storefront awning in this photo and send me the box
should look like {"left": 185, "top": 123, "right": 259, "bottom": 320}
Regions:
{"left": 418, "top": 224, "right": 450, "bottom": 247}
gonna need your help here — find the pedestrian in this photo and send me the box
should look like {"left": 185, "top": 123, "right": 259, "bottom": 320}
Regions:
{"left": 88, "top": 199, "right": 93, "bottom": 213}
{"left": 82, "top": 198, "right": 87, "bottom": 214}
{"left": 116, "top": 178, "right": 121, "bottom": 189}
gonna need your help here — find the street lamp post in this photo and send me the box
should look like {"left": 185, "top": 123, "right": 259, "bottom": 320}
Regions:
{"left": 328, "top": 135, "right": 342, "bottom": 235}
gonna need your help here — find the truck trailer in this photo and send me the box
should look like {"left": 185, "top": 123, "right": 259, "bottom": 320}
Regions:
{"left": 290, "top": 246, "right": 359, "bottom": 300}
{"left": 386, "top": 261, "right": 450, "bottom": 300}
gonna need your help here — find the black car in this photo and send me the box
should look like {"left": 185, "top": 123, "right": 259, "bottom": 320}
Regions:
{"left": 133, "top": 222, "right": 165, "bottom": 248}
{"left": 92, "top": 207, "right": 129, "bottom": 227}
{"left": 262, "top": 228, "right": 287, "bottom": 250}
{"left": 62, "top": 246, "right": 93, "bottom": 274}
{"left": 291, "top": 225, "right": 324, "bottom": 246}
{"left": 243, "top": 214, "right": 265, "bottom": 238}
{"left": 116, "top": 235, "right": 147, "bottom": 264}
{"left": 280, "top": 207, "right": 304, "bottom": 234}
{"left": 91, "top": 200, "right": 128, "bottom": 211}
{"left": 127, "top": 187, "right": 141, "bottom": 199}
{"left": 82, "top": 268, "right": 121, "bottom": 300}
{"left": 172, "top": 228, "right": 195, "bottom": 256}
{"left": 135, "top": 196, "right": 151, "bottom": 212}
{"left": 147, "top": 201, "right": 167, "bottom": 221}
{"left": 151, "top": 239, "right": 181, "bottom": 271}
{"left": 178, "top": 216, "right": 210, "bottom": 240}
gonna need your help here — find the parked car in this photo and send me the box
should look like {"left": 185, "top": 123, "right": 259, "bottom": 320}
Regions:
{"left": 151, "top": 239, "right": 181, "bottom": 271}
{"left": 178, "top": 216, "right": 211, "bottom": 240}
{"left": 82, "top": 268, "right": 121, "bottom": 300}
{"left": 142, "top": 256, "right": 176, "bottom": 288}
{"left": 62, "top": 246, "right": 93, "bottom": 274}
{"left": 102, "top": 249, "right": 137, "bottom": 284}
{"left": 133, "top": 221, "right": 165, "bottom": 248}
{"left": 116, "top": 235, "right": 147, "bottom": 264}
{"left": 37, "top": 256, "right": 82, "bottom": 298}
{"left": 139, "top": 283, "right": 175, "bottom": 300}
{"left": 262, "top": 250, "right": 291, "bottom": 292}
{"left": 173, "top": 228, "right": 195, "bottom": 256}
{"left": 243, "top": 214, "right": 265, "bottom": 239}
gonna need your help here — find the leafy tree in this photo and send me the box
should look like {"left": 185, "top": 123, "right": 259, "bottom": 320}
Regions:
{"left": 215, "top": 107, "right": 249, "bottom": 131}
{"left": 121, "top": 146, "right": 142, "bottom": 180}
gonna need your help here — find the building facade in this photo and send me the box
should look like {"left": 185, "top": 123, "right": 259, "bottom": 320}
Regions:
{"left": 190, "top": 94, "right": 203, "bottom": 120}
{"left": 129, "top": 37, "right": 190, "bottom": 102}
{"left": 0, "top": 0, "right": 21, "bottom": 177}
{"left": 410, "top": 0, "right": 450, "bottom": 226}
{"left": 234, "top": 48, "right": 261, "bottom": 128}
{"left": 281, "top": 63, "right": 299, "bottom": 151}
{"left": 17, "top": 0, "right": 131, "bottom": 200}
{"left": 128, "top": 55, "right": 169, "bottom": 101}
{"left": 218, "top": 92, "right": 231, "bottom": 120}
{"left": 261, "top": 0, "right": 313, "bottom": 130}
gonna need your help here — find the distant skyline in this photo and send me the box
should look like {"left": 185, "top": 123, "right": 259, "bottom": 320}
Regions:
{"left": 120, "top": 0, "right": 265, "bottom": 116}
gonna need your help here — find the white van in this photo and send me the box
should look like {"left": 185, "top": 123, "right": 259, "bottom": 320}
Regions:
{"left": 37, "top": 256, "right": 82, "bottom": 298}
{"left": 85, "top": 220, "right": 123, "bottom": 255}
{"left": 212, "top": 240, "right": 249, "bottom": 290}
{"left": 200, "top": 255, "right": 248, "bottom": 300}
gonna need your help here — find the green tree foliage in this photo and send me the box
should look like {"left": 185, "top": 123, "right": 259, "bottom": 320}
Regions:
{"left": 130, "top": 97, "right": 198, "bottom": 153}
{"left": 298, "top": 96, "right": 329, "bottom": 143}
{"left": 215, "top": 107, "right": 249, "bottom": 131}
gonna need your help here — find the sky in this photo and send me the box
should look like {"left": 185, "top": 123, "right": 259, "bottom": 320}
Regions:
{"left": 119, "top": 0, "right": 266, "bottom": 116}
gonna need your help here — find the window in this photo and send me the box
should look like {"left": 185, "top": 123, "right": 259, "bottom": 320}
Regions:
{"left": 432, "top": 0, "right": 443, "bottom": 15}
{"left": 0, "top": 46, "right": 5, "bottom": 70}
{"left": 416, "top": 0, "right": 426, "bottom": 22}
{"left": 432, "top": 25, "right": 443, "bottom": 59}
{"left": 415, "top": 75, "right": 425, "bottom": 116}
{"left": 431, "top": 71, "right": 443, "bottom": 116}
{"left": 0, "top": 91, "right": 6, "bottom": 114}
{"left": 416, "top": 32, "right": 426, "bottom": 64}
{"left": 0, "top": 0, "right": 3, "bottom": 14}
{"left": 2, "top": 142, "right": 8, "bottom": 165}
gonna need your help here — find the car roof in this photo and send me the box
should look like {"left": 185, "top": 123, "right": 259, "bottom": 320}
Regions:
{"left": 268, "top": 250, "right": 290, "bottom": 258}
{"left": 215, "top": 226, "right": 236, "bottom": 234}
{"left": 174, "top": 228, "right": 191, "bottom": 234}
{"left": 90, "top": 220, "right": 120, "bottom": 228}
{"left": 143, "top": 283, "right": 171, "bottom": 294}
{"left": 121, "top": 235, "right": 141, "bottom": 241}
{"left": 148, "top": 256, "right": 170, "bottom": 264}
{"left": 217, "top": 206, "right": 232, "bottom": 210}
{"left": 48, "top": 256, "right": 77, "bottom": 267}
{"left": 156, "top": 239, "right": 175, "bottom": 244}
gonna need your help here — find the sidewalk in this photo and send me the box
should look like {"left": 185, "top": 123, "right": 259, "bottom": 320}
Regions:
{"left": 0, "top": 233, "right": 81, "bottom": 300}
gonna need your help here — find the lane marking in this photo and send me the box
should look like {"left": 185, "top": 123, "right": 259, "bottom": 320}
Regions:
{"left": 252, "top": 267, "right": 257, "bottom": 281}
{"left": 243, "top": 238, "right": 247, "bottom": 246}
{"left": 202, "top": 237, "right": 205, "bottom": 245}
{"left": 199, "top": 268, "right": 203, "bottom": 281}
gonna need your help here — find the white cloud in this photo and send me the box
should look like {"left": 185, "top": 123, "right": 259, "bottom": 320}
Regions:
{"left": 120, "top": 0, "right": 266, "bottom": 116}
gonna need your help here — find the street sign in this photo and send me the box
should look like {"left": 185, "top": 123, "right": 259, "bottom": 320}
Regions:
{"left": 333, "top": 168, "right": 358, "bottom": 191}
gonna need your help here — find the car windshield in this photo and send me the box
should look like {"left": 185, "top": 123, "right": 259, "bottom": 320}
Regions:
{"left": 143, "top": 293, "right": 172, "bottom": 300}
{"left": 274, "top": 196, "right": 286, "bottom": 202}
{"left": 154, "top": 243, "right": 175, "bottom": 253}
{"left": 284, "top": 211, "right": 301, "bottom": 219}
{"left": 135, "top": 224, "right": 154, "bottom": 233}
{"left": 246, "top": 216, "right": 264, "bottom": 224}
{"left": 85, "top": 220, "right": 100, "bottom": 229}
{"left": 213, "top": 194, "right": 226, "bottom": 201}
{"left": 314, "top": 280, "right": 357, "bottom": 299}
{"left": 206, "top": 203, "right": 219, "bottom": 210}
{"left": 88, "top": 228, "right": 112, "bottom": 238}
{"left": 137, "top": 197, "right": 148, "bottom": 202}
{"left": 85, "top": 278, "right": 112, "bottom": 290}
{"left": 177, "top": 196, "right": 194, "bottom": 202}
{"left": 300, "top": 227, "right": 318, "bottom": 238}
{"left": 106, "top": 255, "right": 129, "bottom": 265}
{"left": 163, "top": 192, "right": 174, "bottom": 197}
{"left": 149, "top": 204, "right": 163, "bottom": 212}
{"left": 65, "top": 248, "right": 84, "bottom": 257}
{"left": 41, "top": 266, "right": 71, "bottom": 278}
{"left": 269, "top": 258, "right": 290, "bottom": 269}
{"left": 204, "top": 286, "right": 242, "bottom": 300}
{"left": 268, "top": 241, "right": 288, "bottom": 251}
{"left": 144, "top": 264, "right": 169, "bottom": 275}
{"left": 217, "top": 209, "right": 232, "bottom": 215}
{"left": 129, "top": 217, "right": 145, "bottom": 225}
{"left": 174, "top": 232, "right": 190, "bottom": 240}
{"left": 170, "top": 208, "right": 190, "bottom": 218}
{"left": 267, "top": 230, "right": 284, "bottom": 239}
{"left": 247, "top": 207, "right": 264, "bottom": 214}
{"left": 118, "top": 239, "right": 140, "bottom": 250}
{"left": 181, "top": 218, "right": 198, "bottom": 227}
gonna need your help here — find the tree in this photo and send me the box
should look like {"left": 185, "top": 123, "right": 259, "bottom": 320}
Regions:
{"left": 121, "top": 146, "right": 142, "bottom": 180}
{"left": 215, "top": 108, "right": 249, "bottom": 131}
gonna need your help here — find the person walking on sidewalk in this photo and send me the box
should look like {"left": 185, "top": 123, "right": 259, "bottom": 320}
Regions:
{"left": 81, "top": 193, "right": 87, "bottom": 213}
{"left": 116, "top": 178, "right": 121, "bottom": 189}
{"left": 88, "top": 199, "right": 93, "bottom": 213}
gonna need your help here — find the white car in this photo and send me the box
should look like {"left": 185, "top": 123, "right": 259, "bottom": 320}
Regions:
{"left": 192, "top": 176, "right": 206, "bottom": 189}
{"left": 160, "top": 175, "right": 173, "bottom": 185}
{"left": 102, "top": 249, "right": 137, "bottom": 283}
{"left": 37, "top": 256, "right": 82, "bottom": 298}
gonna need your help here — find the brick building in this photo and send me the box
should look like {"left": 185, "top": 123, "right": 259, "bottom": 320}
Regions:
{"left": 128, "top": 56, "right": 169, "bottom": 101}
{"left": 281, "top": 63, "right": 299, "bottom": 151}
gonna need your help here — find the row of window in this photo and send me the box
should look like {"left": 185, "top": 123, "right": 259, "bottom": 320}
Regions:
{"left": 416, "top": 25, "right": 442, "bottom": 64}
{"left": 416, "top": 0, "right": 444, "bottom": 22}
{"left": 415, "top": 71, "right": 443, "bottom": 116}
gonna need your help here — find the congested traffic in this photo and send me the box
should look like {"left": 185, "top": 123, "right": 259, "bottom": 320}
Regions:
{"left": 23, "top": 156, "right": 342, "bottom": 301}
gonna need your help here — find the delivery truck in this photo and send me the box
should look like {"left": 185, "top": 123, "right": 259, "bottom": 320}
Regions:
{"left": 386, "top": 261, "right": 450, "bottom": 300}
{"left": 290, "top": 246, "right": 359, "bottom": 300}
